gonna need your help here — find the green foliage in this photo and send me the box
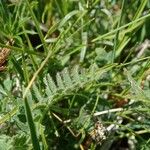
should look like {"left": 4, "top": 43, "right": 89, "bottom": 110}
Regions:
{"left": 0, "top": 0, "right": 150, "bottom": 149}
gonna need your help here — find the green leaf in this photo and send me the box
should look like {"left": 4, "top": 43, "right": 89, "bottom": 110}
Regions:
{"left": 24, "top": 98, "right": 41, "bottom": 150}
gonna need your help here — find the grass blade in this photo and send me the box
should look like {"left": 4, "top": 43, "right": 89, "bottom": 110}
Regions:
{"left": 24, "top": 98, "right": 41, "bottom": 150}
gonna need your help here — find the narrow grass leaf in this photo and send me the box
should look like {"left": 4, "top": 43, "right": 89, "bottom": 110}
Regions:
{"left": 24, "top": 98, "right": 41, "bottom": 150}
{"left": 80, "top": 32, "right": 87, "bottom": 62}
{"left": 58, "top": 10, "right": 80, "bottom": 28}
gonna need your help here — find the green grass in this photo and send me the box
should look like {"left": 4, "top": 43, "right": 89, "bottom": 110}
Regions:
{"left": 0, "top": 0, "right": 150, "bottom": 149}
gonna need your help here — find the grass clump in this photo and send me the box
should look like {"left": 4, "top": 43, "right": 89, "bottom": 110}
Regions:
{"left": 0, "top": 0, "right": 150, "bottom": 149}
